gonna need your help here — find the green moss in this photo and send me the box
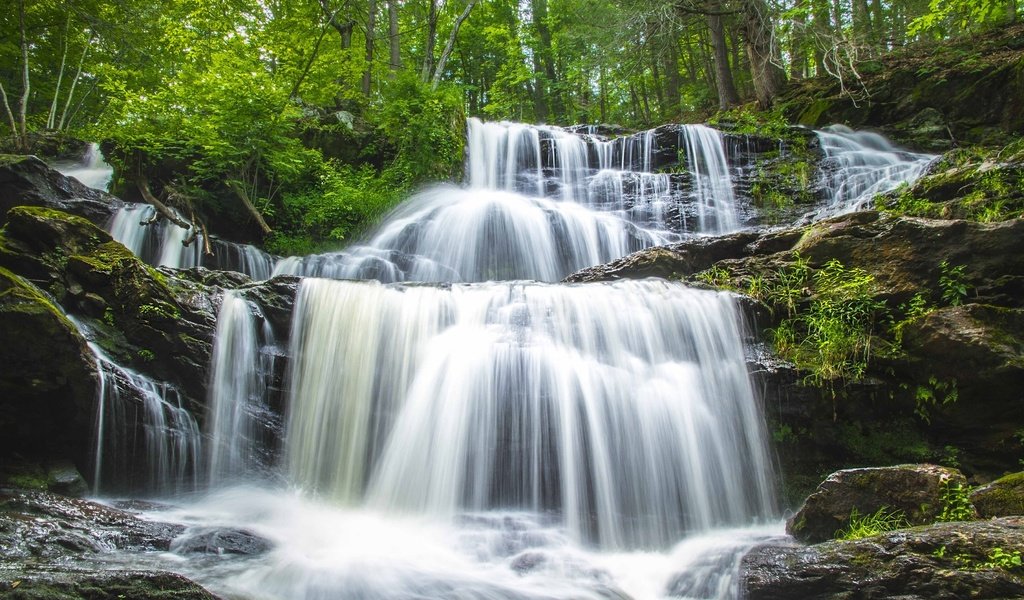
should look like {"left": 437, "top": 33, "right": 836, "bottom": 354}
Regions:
{"left": 797, "top": 99, "right": 831, "bottom": 127}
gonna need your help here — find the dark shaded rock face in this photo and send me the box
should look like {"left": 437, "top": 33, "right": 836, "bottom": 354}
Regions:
{"left": 743, "top": 518, "right": 1024, "bottom": 600}
{"left": 0, "top": 267, "right": 97, "bottom": 467}
{"left": 787, "top": 464, "right": 969, "bottom": 543}
{"left": 779, "top": 24, "right": 1024, "bottom": 150}
{"left": 0, "top": 154, "right": 119, "bottom": 224}
{"left": 972, "top": 472, "right": 1024, "bottom": 518}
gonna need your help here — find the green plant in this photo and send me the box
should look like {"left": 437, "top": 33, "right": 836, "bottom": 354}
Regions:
{"left": 984, "top": 547, "right": 1023, "bottom": 571}
{"left": 938, "top": 479, "right": 975, "bottom": 522}
{"left": 938, "top": 260, "right": 970, "bottom": 306}
{"left": 696, "top": 265, "right": 733, "bottom": 288}
{"left": 835, "top": 506, "right": 908, "bottom": 540}
{"left": 914, "top": 376, "right": 959, "bottom": 423}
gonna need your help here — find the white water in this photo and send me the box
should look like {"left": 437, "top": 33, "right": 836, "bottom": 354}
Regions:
{"left": 52, "top": 142, "right": 114, "bottom": 191}
{"left": 275, "top": 119, "right": 744, "bottom": 283}
{"left": 67, "top": 316, "right": 200, "bottom": 495}
{"left": 285, "top": 278, "right": 775, "bottom": 549}
{"left": 815, "top": 124, "right": 935, "bottom": 216}
{"left": 107, "top": 203, "right": 278, "bottom": 278}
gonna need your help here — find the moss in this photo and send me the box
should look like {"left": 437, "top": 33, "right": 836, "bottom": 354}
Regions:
{"left": 797, "top": 99, "right": 831, "bottom": 127}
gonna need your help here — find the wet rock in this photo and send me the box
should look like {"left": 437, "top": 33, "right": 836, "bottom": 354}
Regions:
{"left": 44, "top": 461, "right": 89, "bottom": 497}
{"left": 0, "top": 567, "right": 218, "bottom": 599}
{"left": 171, "top": 527, "right": 273, "bottom": 556}
{"left": 743, "top": 517, "right": 1024, "bottom": 600}
{"left": 0, "top": 154, "right": 119, "bottom": 224}
{"left": 0, "top": 491, "right": 185, "bottom": 560}
{"left": 787, "top": 464, "right": 970, "bottom": 544}
{"left": 972, "top": 472, "right": 1024, "bottom": 518}
{"left": 0, "top": 267, "right": 97, "bottom": 468}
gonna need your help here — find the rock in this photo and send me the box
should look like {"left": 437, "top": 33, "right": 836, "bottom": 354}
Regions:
{"left": 44, "top": 461, "right": 89, "bottom": 497}
{"left": 0, "top": 490, "right": 185, "bottom": 561}
{"left": 0, "top": 568, "right": 218, "bottom": 599}
{"left": 0, "top": 267, "right": 97, "bottom": 469}
{"left": 0, "top": 154, "right": 119, "bottom": 224}
{"left": 171, "top": 527, "right": 273, "bottom": 556}
{"left": 972, "top": 472, "right": 1024, "bottom": 518}
{"left": 787, "top": 464, "right": 971, "bottom": 544}
{"left": 743, "top": 517, "right": 1024, "bottom": 600}
{"left": 779, "top": 24, "right": 1024, "bottom": 149}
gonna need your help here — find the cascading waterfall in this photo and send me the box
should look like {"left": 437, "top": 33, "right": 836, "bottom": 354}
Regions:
{"left": 274, "top": 118, "right": 745, "bottom": 282}
{"left": 207, "top": 291, "right": 279, "bottom": 484}
{"left": 815, "top": 124, "right": 935, "bottom": 216}
{"left": 52, "top": 142, "right": 114, "bottom": 191}
{"left": 285, "top": 278, "right": 776, "bottom": 550}
{"left": 68, "top": 316, "right": 200, "bottom": 496}
{"left": 107, "top": 203, "right": 278, "bottom": 278}
{"left": 86, "top": 120, "right": 940, "bottom": 600}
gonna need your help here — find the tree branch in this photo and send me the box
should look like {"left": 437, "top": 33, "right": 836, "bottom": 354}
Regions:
{"left": 136, "top": 176, "right": 192, "bottom": 229}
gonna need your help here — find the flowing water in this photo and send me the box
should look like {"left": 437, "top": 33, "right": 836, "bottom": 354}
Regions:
{"left": 52, "top": 142, "right": 114, "bottom": 191}
{"left": 72, "top": 119, "right": 936, "bottom": 599}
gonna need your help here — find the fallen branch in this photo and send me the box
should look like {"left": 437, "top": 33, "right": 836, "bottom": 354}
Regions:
{"left": 135, "top": 176, "right": 192, "bottom": 229}
{"left": 227, "top": 180, "right": 273, "bottom": 235}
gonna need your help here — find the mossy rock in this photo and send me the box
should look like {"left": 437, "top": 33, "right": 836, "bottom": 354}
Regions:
{"left": 0, "top": 267, "right": 97, "bottom": 469}
{"left": 0, "top": 153, "right": 118, "bottom": 224}
{"left": 972, "top": 472, "right": 1024, "bottom": 518}
{"left": 786, "top": 464, "right": 971, "bottom": 544}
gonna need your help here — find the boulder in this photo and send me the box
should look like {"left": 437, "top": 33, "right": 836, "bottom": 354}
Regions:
{"left": 0, "top": 267, "right": 97, "bottom": 469}
{"left": 171, "top": 527, "right": 273, "bottom": 556}
{"left": 743, "top": 517, "right": 1024, "bottom": 600}
{"left": 787, "top": 464, "right": 970, "bottom": 543}
{"left": 0, "top": 568, "right": 219, "bottom": 599}
{"left": 972, "top": 472, "right": 1024, "bottom": 518}
{"left": 0, "top": 154, "right": 119, "bottom": 224}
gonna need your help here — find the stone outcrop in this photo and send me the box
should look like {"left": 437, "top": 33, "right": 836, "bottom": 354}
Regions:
{"left": 787, "top": 464, "right": 970, "bottom": 543}
{"left": 972, "top": 472, "right": 1024, "bottom": 518}
{"left": 779, "top": 24, "right": 1024, "bottom": 150}
{"left": 0, "top": 154, "right": 119, "bottom": 224}
{"left": 0, "top": 490, "right": 217, "bottom": 599}
{"left": 743, "top": 517, "right": 1024, "bottom": 600}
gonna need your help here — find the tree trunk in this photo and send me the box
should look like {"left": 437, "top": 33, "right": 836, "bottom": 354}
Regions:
{"left": 742, "top": 0, "right": 787, "bottom": 109}
{"left": 388, "top": 0, "right": 401, "bottom": 70}
{"left": 651, "top": 48, "right": 666, "bottom": 117}
{"left": 531, "top": 0, "right": 561, "bottom": 121}
{"left": 432, "top": 0, "right": 478, "bottom": 89}
{"left": 421, "top": 0, "right": 438, "bottom": 80}
{"left": 319, "top": 0, "right": 354, "bottom": 49}
{"left": 0, "top": 83, "right": 18, "bottom": 141}
{"left": 227, "top": 180, "right": 273, "bottom": 235}
{"left": 664, "top": 35, "right": 682, "bottom": 117}
{"left": 48, "top": 15, "right": 71, "bottom": 130}
{"left": 708, "top": 1, "right": 741, "bottom": 109}
{"left": 790, "top": 0, "right": 807, "bottom": 79}
{"left": 17, "top": 0, "right": 30, "bottom": 150}
{"left": 852, "top": 0, "right": 871, "bottom": 42}
{"left": 362, "top": 0, "right": 377, "bottom": 95}
{"left": 58, "top": 34, "right": 91, "bottom": 131}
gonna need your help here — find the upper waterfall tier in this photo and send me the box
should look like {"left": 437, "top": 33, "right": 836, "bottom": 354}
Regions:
{"left": 283, "top": 278, "right": 777, "bottom": 549}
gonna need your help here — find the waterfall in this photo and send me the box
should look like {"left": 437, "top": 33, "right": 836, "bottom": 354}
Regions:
{"left": 815, "top": 125, "right": 935, "bottom": 216}
{"left": 67, "top": 316, "right": 201, "bottom": 496}
{"left": 206, "top": 291, "right": 278, "bottom": 484}
{"left": 276, "top": 119, "right": 748, "bottom": 282}
{"left": 53, "top": 142, "right": 114, "bottom": 191}
{"left": 284, "top": 278, "right": 776, "bottom": 550}
{"left": 107, "top": 203, "right": 277, "bottom": 278}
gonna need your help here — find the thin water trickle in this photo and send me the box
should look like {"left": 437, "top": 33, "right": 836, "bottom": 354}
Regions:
{"left": 52, "top": 143, "right": 114, "bottom": 191}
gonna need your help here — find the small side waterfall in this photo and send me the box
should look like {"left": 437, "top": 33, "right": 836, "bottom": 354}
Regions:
{"left": 207, "top": 291, "right": 279, "bottom": 484}
{"left": 53, "top": 143, "right": 114, "bottom": 191}
{"left": 816, "top": 125, "right": 935, "bottom": 215}
{"left": 284, "top": 278, "right": 776, "bottom": 550}
{"left": 680, "top": 125, "right": 740, "bottom": 233}
{"left": 68, "top": 316, "right": 201, "bottom": 495}
{"left": 107, "top": 203, "right": 278, "bottom": 278}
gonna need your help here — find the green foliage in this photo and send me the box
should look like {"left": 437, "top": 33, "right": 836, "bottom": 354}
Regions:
{"left": 695, "top": 265, "right": 734, "bottom": 289}
{"left": 934, "top": 545, "right": 1024, "bottom": 573}
{"left": 914, "top": 377, "right": 959, "bottom": 424}
{"left": 909, "top": 0, "right": 1015, "bottom": 37}
{"left": 774, "top": 259, "right": 887, "bottom": 387}
{"left": 938, "top": 479, "right": 975, "bottom": 522}
{"left": 835, "top": 506, "right": 908, "bottom": 541}
{"left": 938, "top": 260, "right": 971, "bottom": 306}
{"left": 374, "top": 73, "right": 465, "bottom": 183}
{"left": 709, "top": 107, "right": 793, "bottom": 139}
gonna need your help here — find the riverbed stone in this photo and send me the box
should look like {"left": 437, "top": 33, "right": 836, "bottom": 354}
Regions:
{"left": 972, "top": 472, "right": 1024, "bottom": 518}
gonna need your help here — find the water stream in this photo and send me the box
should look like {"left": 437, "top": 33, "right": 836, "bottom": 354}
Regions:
{"left": 62, "top": 119, "right": 935, "bottom": 599}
